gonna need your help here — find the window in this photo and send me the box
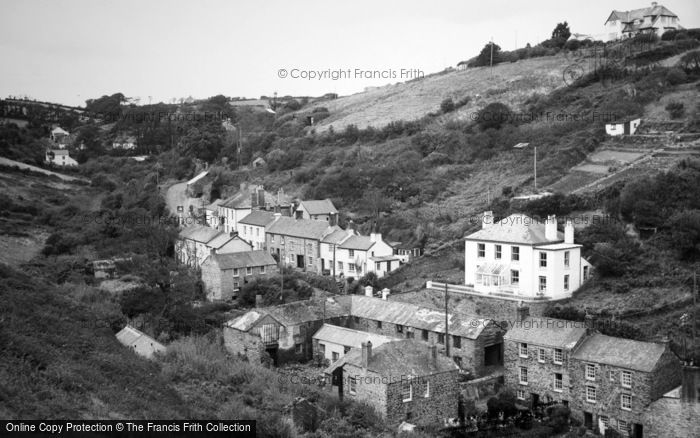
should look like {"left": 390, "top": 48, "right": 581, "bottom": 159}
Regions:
{"left": 246, "top": 267, "right": 252, "bottom": 275}
{"left": 600, "top": 416, "right": 609, "bottom": 428}
{"left": 538, "top": 348, "right": 546, "bottom": 363}
{"left": 583, "top": 266, "right": 589, "bottom": 280}
{"left": 233, "top": 280, "right": 240, "bottom": 291}
{"left": 453, "top": 335, "right": 461, "bottom": 349}
{"left": 422, "top": 330, "right": 429, "bottom": 341}
{"left": 295, "top": 343, "right": 303, "bottom": 354}
{"left": 338, "top": 261, "right": 343, "bottom": 271}
{"left": 539, "top": 252, "right": 547, "bottom": 267}
{"left": 621, "top": 393, "right": 632, "bottom": 410}
{"left": 519, "top": 367, "right": 528, "bottom": 385}
{"left": 586, "top": 385, "right": 596, "bottom": 403}
{"left": 564, "top": 251, "right": 570, "bottom": 268}
{"left": 453, "top": 356, "right": 462, "bottom": 368}
{"left": 396, "top": 325, "right": 403, "bottom": 333}
{"left": 517, "top": 389, "right": 526, "bottom": 400}
{"left": 233, "top": 268, "right": 240, "bottom": 277}
{"left": 307, "top": 243, "right": 313, "bottom": 254}
{"left": 539, "top": 276, "right": 547, "bottom": 293}
{"left": 406, "top": 329, "right": 415, "bottom": 339}
{"left": 344, "top": 346, "right": 351, "bottom": 354}
{"left": 332, "top": 352, "right": 339, "bottom": 361}
{"left": 271, "top": 235, "right": 275, "bottom": 243}
{"left": 289, "top": 241, "right": 295, "bottom": 251}
{"left": 424, "top": 381, "right": 430, "bottom": 398}
{"left": 437, "top": 333, "right": 445, "bottom": 344}
{"left": 511, "top": 270, "right": 519, "bottom": 285}
{"left": 617, "top": 420, "right": 629, "bottom": 435}
{"left": 375, "top": 262, "right": 381, "bottom": 271}
{"left": 519, "top": 343, "right": 528, "bottom": 358}
{"left": 319, "top": 343, "right": 325, "bottom": 355}
{"left": 402, "top": 380, "right": 412, "bottom": 402}
{"left": 621, "top": 371, "right": 631, "bottom": 388}
{"left": 348, "top": 263, "right": 355, "bottom": 273}
{"left": 564, "top": 274, "right": 570, "bottom": 291}
{"left": 554, "top": 349, "right": 563, "bottom": 364}
{"left": 495, "top": 245, "right": 502, "bottom": 259}
{"left": 554, "top": 373, "right": 563, "bottom": 391}
{"left": 256, "top": 228, "right": 260, "bottom": 236}
{"left": 377, "top": 320, "right": 382, "bottom": 329}
{"left": 260, "top": 265, "right": 266, "bottom": 274}
{"left": 512, "top": 246, "right": 520, "bottom": 261}
{"left": 585, "top": 364, "right": 596, "bottom": 380}
{"left": 349, "top": 377, "right": 357, "bottom": 395}
{"left": 348, "top": 249, "right": 354, "bottom": 257}
{"left": 308, "top": 256, "right": 313, "bottom": 266}
{"left": 477, "top": 243, "right": 485, "bottom": 258}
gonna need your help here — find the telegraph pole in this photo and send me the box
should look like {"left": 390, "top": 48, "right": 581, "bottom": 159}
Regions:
{"left": 490, "top": 37, "right": 494, "bottom": 78}
{"left": 445, "top": 282, "right": 450, "bottom": 357}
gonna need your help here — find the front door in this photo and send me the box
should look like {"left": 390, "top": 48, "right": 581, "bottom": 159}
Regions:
{"left": 584, "top": 412, "right": 593, "bottom": 429}
{"left": 633, "top": 423, "right": 643, "bottom": 438}
{"left": 296, "top": 254, "right": 305, "bottom": 269}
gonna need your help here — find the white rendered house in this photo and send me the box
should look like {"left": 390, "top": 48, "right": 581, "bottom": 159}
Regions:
{"left": 464, "top": 212, "right": 592, "bottom": 299}
{"left": 319, "top": 230, "right": 400, "bottom": 278}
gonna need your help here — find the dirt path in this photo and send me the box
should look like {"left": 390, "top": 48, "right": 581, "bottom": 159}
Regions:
{"left": 165, "top": 181, "right": 204, "bottom": 226}
{"left": 0, "top": 156, "right": 88, "bottom": 182}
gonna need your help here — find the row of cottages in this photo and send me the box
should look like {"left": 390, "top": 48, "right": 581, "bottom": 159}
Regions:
{"left": 176, "top": 225, "right": 251, "bottom": 268}
{"left": 464, "top": 212, "right": 592, "bottom": 300}
{"left": 200, "top": 250, "right": 278, "bottom": 301}
{"left": 224, "top": 297, "right": 350, "bottom": 365}
{"left": 319, "top": 228, "right": 401, "bottom": 278}
{"left": 503, "top": 316, "right": 683, "bottom": 437}
{"left": 343, "top": 294, "right": 504, "bottom": 376}
{"left": 603, "top": 3, "right": 680, "bottom": 42}
{"left": 326, "top": 340, "right": 460, "bottom": 427}
{"left": 266, "top": 216, "right": 340, "bottom": 273}
{"left": 214, "top": 185, "right": 295, "bottom": 234}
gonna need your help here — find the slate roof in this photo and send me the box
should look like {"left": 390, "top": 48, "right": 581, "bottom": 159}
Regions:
{"left": 313, "top": 324, "right": 397, "bottom": 349}
{"left": 226, "top": 297, "right": 350, "bottom": 331}
{"left": 267, "top": 216, "right": 335, "bottom": 240}
{"left": 239, "top": 210, "right": 276, "bottom": 227}
{"left": 220, "top": 186, "right": 291, "bottom": 210}
{"left": 571, "top": 334, "right": 668, "bottom": 372}
{"left": 606, "top": 4, "right": 677, "bottom": 24}
{"left": 226, "top": 310, "right": 266, "bottom": 332}
{"left": 328, "top": 339, "right": 459, "bottom": 377}
{"left": 347, "top": 295, "right": 489, "bottom": 339}
{"left": 338, "top": 235, "right": 375, "bottom": 251}
{"left": 321, "top": 229, "right": 350, "bottom": 245}
{"left": 298, "top": 199, "right": 338, "bottom": 215}
{"left": 465, "top": 214, "right": 564, "bottom": 245}
{"left": 50, "top": 149, "right": 71, "bottom": 156}
{"left": 207, "top": 233, "right": 250, "bottom": 250}
{"left": 503, "top": 317, "right": 588, "bottom": 350}
{"left": 187, "top": 170, "right": 209, "bottom": 185}
{"left": 179, "top": 225, "right": 221, "bottom": 243}
{"left": 210, "top": 250, "right": 277, "bottom": 270}
{"left": 116, "top": 325, "right": 166, "bottom": 359}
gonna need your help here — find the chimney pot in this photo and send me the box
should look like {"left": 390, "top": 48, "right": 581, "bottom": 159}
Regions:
{"left": 482, "top": 211, "right": 494, "bottom": 229}
{"left": 364, "top": 286, "right": 373, "bottom": 297}
{"left": 564, "top": 220, "right": 574, "bottom": 244}
{"left": 381, "top": 288, "right": 390, "bottom": 300}
{"left": 545, "top": 214, "right": 558, "bottom": 240}
{"left": 361, "top": 341, "right": 372, "bottom": 368}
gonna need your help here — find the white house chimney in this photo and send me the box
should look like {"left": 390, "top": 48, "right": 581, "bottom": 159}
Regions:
{"left": 564, "top": 220, "right": 574, "bottom": 244}
{"left": 381, "top": 288, "right": 390, "bottom": 300}
{"left": 364, "top": 286, "right": 373, "bottom": 297}
{"left": 361, "top": 341, "right": 372, "bottom": 368}
{"left": 370, "top": 232, "right": 381, "bottom": 243}
{"left": 482, "top": 211, "right": 494, "bottom": 229}
{"left": 545, "top": 215, "right": 558, "bottom": 240}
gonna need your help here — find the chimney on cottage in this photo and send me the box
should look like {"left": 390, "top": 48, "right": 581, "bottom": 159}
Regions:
{"left": 251, "top": 191, "right": 258, "bottom": 209}
{"left": 584, "top": 312, "right": 595, "bottom": 336}
{"left": 255, "top": 294, "right": 263, "bottom": 308}
{"left": 482, "top": 211, "right": 494, "bottom": 229}
{"left": 651, "top": 1, "right": 658, "bottom": 7}
{"left": 516, "top": 301, "right": 530, "bottom": 322}
{"left": 545, "top": 215, "right": 558, "bottom": 241}
{"left": 370, "top": 232, "right": 381, "bottom": 243}
{"left": 347, "top": 220, "right": 356, "bottom": 232}
{"left": 381, "top": 288, "right": 390, "bottom": 300}
{"left": 361, "top": 341, "right": 372, "bottom": 368}
{"left": 277, "top": 187, "right": 284, "bottom": 204}
{"left": 257, "top": 186, "right": 265, "bottom": 208}
{"left": 564, "top": 220, "right": 574, "bottom": 244}
{"left": 681, "top": 365, "right": 700, "bottom": 403}
{"left": 364, "top": 286, "right": 373, "bottom": 297}
{"left": 230, "top": 230, "right": 239, "bottom": 238}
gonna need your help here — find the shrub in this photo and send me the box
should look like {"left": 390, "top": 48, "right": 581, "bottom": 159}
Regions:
{"left": 666, "top": 102, "right": 685, "bottom": 119}
{"left": 666, "top": 68, "right": 688, "bottom": 85}
{"left": 440, "top": 98, "right": 455, "bottom": 113}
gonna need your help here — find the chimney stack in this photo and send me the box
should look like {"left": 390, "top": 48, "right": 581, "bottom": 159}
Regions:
{"left": 347, "top": 220, "right": 355, "bottom": 232}
{"left": 516, "top": 301, "right": 530, "bottom": 322}
{"left": 361, "top": 341, "right": 372, "bottom": 368}
{"left": 251, "top": 191, "right": 258, "bottom": 208}
{"left": 381, "top": 288, "right": 390, "bottom": 300}
{"left": 482, "top": 211, "right": 494, "bottom": 229}
{"left": 545, "top": 215, "right": 558, "bottom": 241}
{"left": 258, "top": 186, "right": 265, "bottom": 208}
{"left": 370, "top": 232, "right": 381, "bottom": 243}
{"left": 564, "top": 220, "right": 574, "bottom": 244}
{"left": 364, "top": 286, "right": 373, "bottom": 297}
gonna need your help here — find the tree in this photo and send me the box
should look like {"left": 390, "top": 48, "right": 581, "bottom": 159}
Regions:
{"left": 475, "top": 42, "right": 502, "bottom": 67}
{"left": 476, "top": 102, "right": 513, "bottom": 130}
{"left": 440, "top": 98, "right": 455, "bottom": 113}
{"left": 666, "top": 102, "right": 685, "bottom": 119}
{"left": 679, "top": 50, "right": 700, "bottom": 73}
{"left": 177, "top": 127, "right": 225, "bottom": 162}
{"left": 552, "top": 22, "right": 571, "bottom": 40}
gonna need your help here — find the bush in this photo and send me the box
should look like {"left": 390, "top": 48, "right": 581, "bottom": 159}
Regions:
{"left": 666, "top": 102, "right": 685, "bottom": 119}
{"left": 440, "top": 98, "right": 455, "bottom": 113}
{"left": 666, "top": 68, "right": 688, "bottom": 85}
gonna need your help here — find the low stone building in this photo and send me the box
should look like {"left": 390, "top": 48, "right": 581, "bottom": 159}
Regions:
{"left": 326, "top": 340, "right": 460, "bottom": 426}
{"left": 312, "top": 323, "right": 397, "bottom": 365}
{"left": 223, "top": 297, "right": 350, "bottom": 365}
{"left": 115, "top": 325, "right": 166, "bottom": 359}
{"left": 343, "top": 294, "right": 505, "bottom": 376}
{"left": 569, "top": 334, "right": 682, "bottom": 436}
{"left": 200, "top": 250, "right": 278, "bottom": 301}
{"left": 503, "top": 315, "right": 589, "bottom": 408}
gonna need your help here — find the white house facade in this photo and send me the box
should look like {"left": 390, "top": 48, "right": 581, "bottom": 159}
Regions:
{"left": 464, "top": 212, "right": 592, "bottom": 300}
{"left": 603, "top": 3, "right": 680, "bottom": 42}
{"left": 237, "top": 210, "right": 276, "bottom": 250}
{"left": 176, "top": 225, "right": 252, "bottom": 268}
{"left": 320, "top": 230, "right": 399, "bottom": 279}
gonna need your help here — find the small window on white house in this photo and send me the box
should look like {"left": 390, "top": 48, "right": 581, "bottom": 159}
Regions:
{"left": 511, "top": 270, "right": 520, "bottom": 285}
{"left": 495, "top": 245, "right": 502, "bottom": 259}
{"left": 621, "top": 393, "right": 632, "bottom": 410}
{"left": 348, "top": 263, "right": 355, "bottom": 272}
{"left": 564, "top": 251, "right": 570, "bottom": 268}
{"left": 402, "top": 381, "right": 412, "bottom": 402}
{"left": 564, "top": 275, "right": 570, "bottom": 291}
{"left": 539, "top": 276, "right": 547, "bottom": 293}
{"left": 519, "top": 343, "right": 528, "bottom": 358}
{"left": 539, "top": 252, "right": 547, "bottom": 267}
{"left": 477, "top": 243, "right": 485, "bottom": 258}
{"left": 512, "top": 246, "right": 520, "bottom": 261}
{"left": 519, "top": 367, "right": 528, "bottom": 385}
{"left": 348, "top": 249, "right": 355, "bottom": 257}
{"left": 233, "top": 268, "right": 240, "bottom": 277}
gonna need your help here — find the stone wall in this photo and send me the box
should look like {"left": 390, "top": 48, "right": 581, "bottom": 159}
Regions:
{"left": 267, "top": 234, "right": 321, "bottom": 273}
{"left": 223, "top": 327, "right": 265, "bottom": 363}
{"left": 385, "top": 370, "right": 459, "bottom": 426}
{"left": 644, "top": 397, "right": 700, "bottom": 438}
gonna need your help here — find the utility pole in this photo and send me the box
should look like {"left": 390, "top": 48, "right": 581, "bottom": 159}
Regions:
{"left": 490, "top": 37, "right": 494, "bottom": 79}
{"left": 445, "top": 282, "right": 450, "bottom": 358}
{"left": 332, "top": 244, "right": 337, "bottom": 280}
{"left": 534, "top": 145, "right": 538, "bottom": 192}
{"left": 694, "top": 272, "right": 697, "bottom": 357}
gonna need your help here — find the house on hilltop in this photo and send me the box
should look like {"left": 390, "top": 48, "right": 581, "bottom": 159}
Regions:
{"left": 45, "top": 149, "right": 78, "bottom": 167}
{"left": 604, "top": 2, "right": 680, "bottom": 41}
